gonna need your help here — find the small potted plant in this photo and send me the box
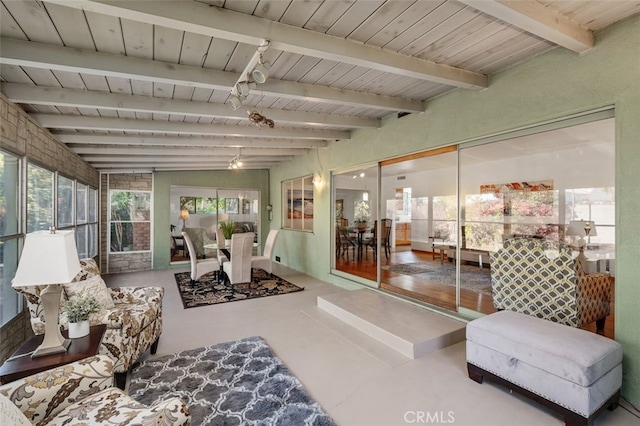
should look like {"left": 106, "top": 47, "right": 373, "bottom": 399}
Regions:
{"left": 65, "top": 292, "right": 100, "bottom": 338}
{"left": 219, "top": 220, "right": 236, "bottom": 246}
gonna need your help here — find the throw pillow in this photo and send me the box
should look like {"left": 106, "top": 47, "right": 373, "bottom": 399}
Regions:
{"left": 63, "top": 275, "right": 115, "bottom": 310}
{"left": 0, "top": 394, "right": 32, "bottom": 426}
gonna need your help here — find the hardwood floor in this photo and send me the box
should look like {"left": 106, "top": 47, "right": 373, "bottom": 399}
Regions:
{"left": 335, "top": 248, "right": 615, "bottom": 339}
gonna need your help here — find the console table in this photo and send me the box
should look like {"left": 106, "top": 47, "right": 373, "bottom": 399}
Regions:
{"left": 0, "top": 325, "right": 106, "bottom": 384}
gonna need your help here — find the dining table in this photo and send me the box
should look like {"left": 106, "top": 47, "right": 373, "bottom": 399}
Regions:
{"left": 203, "top": 242, "right": 260, "bottom": 260}
{"left": 347, "top": 226, "right": 372, "bottom": 261}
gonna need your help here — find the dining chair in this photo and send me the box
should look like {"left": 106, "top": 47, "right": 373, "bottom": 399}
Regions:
{"left": 365, "top": 219, "right": 393, "bottom": 260}
{"left": 337, "top": 226, "right": 357, "bottom": 260}
{"left": 252, "top": 229, "right": 280, "bottom": 273}
{"left": 381, "top": 218, "right": 393, "bottom": 259}
{"left": 216, "top": 227, "right": 229, "bottom": 266}
{"left": 182, "top": 231, "right": 220, "bottom": 283}
{"left": 222, "top": 232, "right": 255, "bottom": 284}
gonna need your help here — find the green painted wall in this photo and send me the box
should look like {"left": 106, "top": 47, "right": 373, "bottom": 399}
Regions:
{"left": 269, "top": 15, "right": 640, "bottom": 402}
{"left": 153, "top": 169, "right": 270, "bottom": 270}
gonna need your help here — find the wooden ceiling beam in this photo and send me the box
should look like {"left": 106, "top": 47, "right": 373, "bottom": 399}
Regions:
{"left": 54, "top": 134, "right": 330, "bottom": 149}
{"left": 0, "top": 38, "right": 422, "bottom": 112}
{"left": 31, "top": 114, "right": 350, "bottom": 140}
{"left": 43, "top": 0, "right": 487, "bottom": 89}
{"left": 70, "top": 146, "right": 307, "bottom": 156}
{"left": 459, "top": 0, "right": 593, "bottom": 53}
{"left": 2, "top": 83, "right": 379, "bottom": 129}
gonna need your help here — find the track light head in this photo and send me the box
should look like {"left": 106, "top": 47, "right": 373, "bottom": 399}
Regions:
{"left": 252, "top": 61, "right": 271, "bottom": 84}
{"left": 235, "top": 81, "right": 256, "bottom": 97}
{"left": 226, "top": 94, "right": 244, "bottom": 110}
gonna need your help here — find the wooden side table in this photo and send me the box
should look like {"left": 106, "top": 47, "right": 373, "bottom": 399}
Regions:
{"left": 0, "top": 324, "right": 106, "bottom": 384}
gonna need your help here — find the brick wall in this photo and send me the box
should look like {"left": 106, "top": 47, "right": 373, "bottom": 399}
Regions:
{"left": 101, "top": 173, "right": 153, "bottom": 272}
{"left": 0, "top": 311, "right": 33, "bottom": 364}
{"left": 0, "top": 93, "right": 99, "bottom": 187}
{"left": 1, "top": 93, "right": 96, "bottom": 362}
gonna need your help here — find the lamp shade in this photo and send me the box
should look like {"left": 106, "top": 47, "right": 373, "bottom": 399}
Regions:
{"left": 12, "top": 230, "right": 80, "bottom": 287}
{"left": 180, "top": 209, "right": 190, "bottom": 220}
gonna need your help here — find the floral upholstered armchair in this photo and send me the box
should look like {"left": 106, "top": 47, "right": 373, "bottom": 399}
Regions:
{"left": 13, "top": 259, "right": 163, "bottom": 388}
{"left": 0, "top": 355, "right": 189, "bottom": 425}
{"left": 490, "top": 238, "right": 612, "bottom": 331}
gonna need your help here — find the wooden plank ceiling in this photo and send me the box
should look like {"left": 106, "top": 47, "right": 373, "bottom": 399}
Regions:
{"left": 1, "top": 0, "right": 638, "bottom": 171}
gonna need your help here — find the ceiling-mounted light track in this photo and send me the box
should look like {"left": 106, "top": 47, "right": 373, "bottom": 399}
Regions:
{"left": 226, "top": 40, "right": 270, "bottom": 111}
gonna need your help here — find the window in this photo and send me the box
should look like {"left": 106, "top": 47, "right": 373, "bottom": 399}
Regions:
{"left": 27, "top": 163, "right": 54, "bottom": 232}
{"left": 432, "top": 195, "right": 457, "bottom": 243}
{"left": 110, "top": 190, "right": 152, "bottom": 252}
{"left": 283, "top": 176, "right": 314, "bottom": 231}
{"left": 57, "top": 175, "right": 74, "bottom": 229}
{"left": 88, "top": 187, "right": 98, "bottom": 258}
{"left": 1, "top": 151, "right": 21, "bottom": 327}
{"left": 565, "top": 187, "right": 615, "bottom": 245}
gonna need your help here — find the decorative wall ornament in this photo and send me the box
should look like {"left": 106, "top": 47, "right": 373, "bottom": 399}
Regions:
{"left": 248, "top": 110, "right": 275, "bottom": 128}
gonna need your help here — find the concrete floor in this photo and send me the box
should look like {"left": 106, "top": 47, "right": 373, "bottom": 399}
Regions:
{"left": 104, "top": 264, "right": 637, "bottom": 426}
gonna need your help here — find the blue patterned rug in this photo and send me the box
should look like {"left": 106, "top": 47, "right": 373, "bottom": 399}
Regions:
{"left": 129, "top": 336, "right": 335, "bottom": 425}
{"left": 383, "top": 261, "right": 492, "bottom": 295}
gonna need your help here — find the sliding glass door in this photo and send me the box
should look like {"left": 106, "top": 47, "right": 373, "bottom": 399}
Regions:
{"left": 379, "top": 149, "right": 459, "bottom": 310}
{"left": 331, "top": 113, "right": 615, "bottom": 323}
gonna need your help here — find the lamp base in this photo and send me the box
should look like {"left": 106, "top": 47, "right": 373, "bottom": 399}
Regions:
{"left": 32, "top": 338, "right": 71, "bottom": 358}
{"left": 32, "top": 284, "right": 70, "bottom": 358}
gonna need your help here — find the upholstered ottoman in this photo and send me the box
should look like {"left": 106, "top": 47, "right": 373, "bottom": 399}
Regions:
{"left": 466, "top": 311, "right": 622, "bottom": 426}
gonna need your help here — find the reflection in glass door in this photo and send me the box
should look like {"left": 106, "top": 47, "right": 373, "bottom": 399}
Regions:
{"left": 379, "top": 148, "right": 459, "bottom": 311}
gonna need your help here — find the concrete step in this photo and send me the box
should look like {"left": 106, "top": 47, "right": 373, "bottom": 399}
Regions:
{"left": 317, "top": 288, "right": 467, "bottom": 359}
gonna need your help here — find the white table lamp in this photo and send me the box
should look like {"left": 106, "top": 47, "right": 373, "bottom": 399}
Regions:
{"left": 12, "top": 229, "right": 81, "bottom": 357}
{"left": 567, "top": 220, "right": 597, "bottom": 247}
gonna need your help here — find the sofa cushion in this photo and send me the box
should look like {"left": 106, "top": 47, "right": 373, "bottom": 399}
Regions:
{"left": 64, "top": 275, "right": 115, "bottom": 310}
{"left": 466, "top": 310, "right": 622, "bottom": 387}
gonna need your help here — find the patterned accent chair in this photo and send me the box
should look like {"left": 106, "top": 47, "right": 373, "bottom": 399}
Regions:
{"left": 490, "top": 238, "right": 612, "bottom": 330}
{"left": 14, "top": 259, "right": 163, "bottom": 389}
{"left": 0, "top": 355, "right": 189, "bottom": 425}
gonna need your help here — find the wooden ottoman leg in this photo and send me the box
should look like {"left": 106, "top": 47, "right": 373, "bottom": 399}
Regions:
{"left": 467, "top": 363, "right": 484, "bottom": 384}
{"left": 150, "top": 337, "right": 160, "bottom": 355}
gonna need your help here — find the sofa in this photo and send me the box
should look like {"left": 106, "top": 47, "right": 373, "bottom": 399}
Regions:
{"left": 14, "top": 258, "right": 163, "bottom": 388}
{"left": 235, "top": 221, "right": 258, "bottom": 242}
{"left": 490, "top": 238, "right": 612, "bottom": 330}
{"left": 0, "top": 355, "right": 189, "bottom": 425}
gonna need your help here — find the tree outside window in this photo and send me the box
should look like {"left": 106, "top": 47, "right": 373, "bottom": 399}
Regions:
{"left": 110, "top": 190, "right": 151, "bottom": 252}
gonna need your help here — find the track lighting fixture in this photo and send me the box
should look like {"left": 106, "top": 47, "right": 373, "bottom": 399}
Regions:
{"left": 251, "top": 60, "right": 271, "bottom": 84}
{"left": 226, "top": 40, "right": 270, "bottom": 111}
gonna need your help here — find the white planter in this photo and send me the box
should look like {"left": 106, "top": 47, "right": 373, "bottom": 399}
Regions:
{"left": 68, "top": 320, "right": 90, "bottom": 338}
{"left": 225, "top": 239, "right": 232, "bottom": 247}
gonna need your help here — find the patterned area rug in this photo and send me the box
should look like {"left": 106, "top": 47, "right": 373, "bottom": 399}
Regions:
{"left": 383, "top": 262, "right": 492, "bottom": 295}
{"left": 174, "top": 268, "right": 304, "bottom": 309}
{"left": 129, "top": 336, "right": 335, "bottom": 426}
